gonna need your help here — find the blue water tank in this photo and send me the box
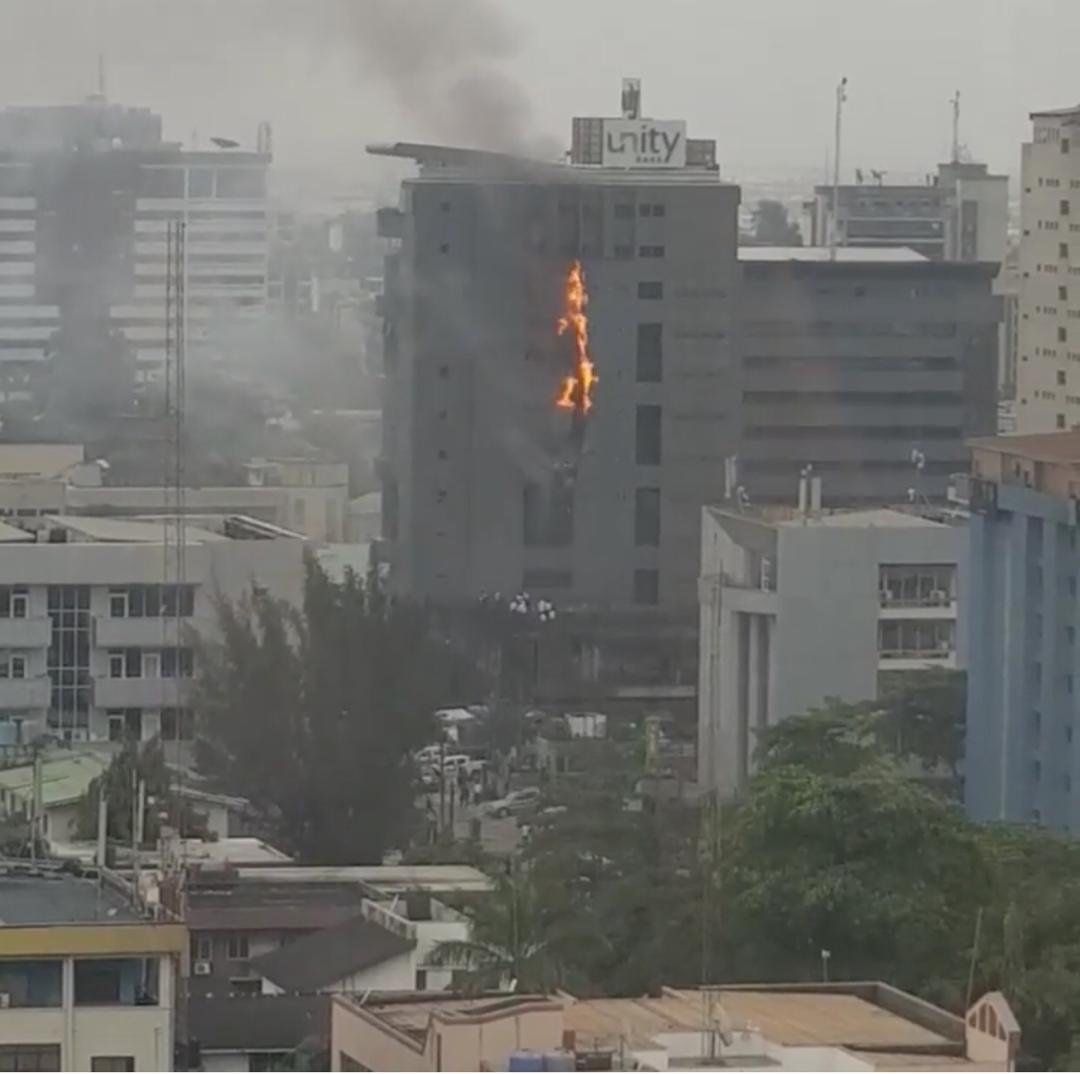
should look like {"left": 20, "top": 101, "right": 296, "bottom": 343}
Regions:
{"left": 507, "top": 1051, "right": 545, "bottom": 1071}
{"left": 542, "top": 1051, "right": 576, "bottom": 1071}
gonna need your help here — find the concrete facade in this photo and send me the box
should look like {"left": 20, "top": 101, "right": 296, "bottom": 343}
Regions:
{"left": 808, "top": 162, "right": 1007, "bottom": 264}
{"left": 0, "top": 513, "right": 305, "bottom": 747}
{"left": 0, "top": 868, "right": 185, "bottom": 1072}
{"left": 375, "top": 142, "right": 739, "bottom": 610}
{"left": 738, "top": 248, "right": 1000, "bottom": 506}
{"left": 1015, "top": 106, "right": 1080, "bottom": 433}
{"left": 0, "top": 99, "right": 270, "bottom": 384}
{"left": 698, "top": 505, "right": 963, "bottom": 797}
{"left": 964, "top": 431, "right": 1080, "bottom": 830}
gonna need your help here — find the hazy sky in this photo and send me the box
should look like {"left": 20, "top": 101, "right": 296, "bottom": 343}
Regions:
{"left": 0, "top": 0, "right": 1077, "bottom": 181}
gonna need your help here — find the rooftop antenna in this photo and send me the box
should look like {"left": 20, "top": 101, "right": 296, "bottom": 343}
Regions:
{"left": 163, "top": 217, "right": 187, "bottom": 855}
{"left": 950, "top": 90, "right": 961, "bottom": 164}
{"left": 830, "top": 77, "right": 848, "bottom": 260}
{"left": 97, "top": 51, "right": 107, "bottom": 100}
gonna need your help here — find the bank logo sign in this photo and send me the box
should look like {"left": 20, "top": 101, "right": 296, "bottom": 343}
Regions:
{"left": 602, "top": 118, "right": 686, "bottom": 168}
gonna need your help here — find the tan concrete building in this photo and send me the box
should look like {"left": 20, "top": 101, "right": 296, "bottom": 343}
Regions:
{"left": 330, "top": 983, "right": 1020, "bottom": 1072}
{"left": 0, "top": 863, "right": 186, "bottom": 1072}
{"left": 1016, "top": 106, "right": 1080, "bottom": 432}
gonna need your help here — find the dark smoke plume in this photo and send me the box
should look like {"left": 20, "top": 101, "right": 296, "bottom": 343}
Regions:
{"left": 339, "top": 0, "right": 556, "bottom": 156}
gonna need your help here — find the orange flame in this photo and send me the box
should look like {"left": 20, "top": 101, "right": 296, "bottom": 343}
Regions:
{"left": 555, "top": 259, "right": 596, "bottom": 414}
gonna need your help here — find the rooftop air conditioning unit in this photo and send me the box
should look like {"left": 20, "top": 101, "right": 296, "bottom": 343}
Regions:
{"left": 193, "top": 961, "right": 212, "bottom": 977}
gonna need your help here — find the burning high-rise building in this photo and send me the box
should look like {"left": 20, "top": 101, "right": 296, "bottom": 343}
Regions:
{"left": 370, "top": 85, "right": 739, "bottom": 610}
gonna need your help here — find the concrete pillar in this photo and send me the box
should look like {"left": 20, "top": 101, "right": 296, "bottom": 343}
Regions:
{"left": 745, "top": 614, "right": 762, "bottom": 774}
{"left": 62, "top": 957, "right": 74, "bottom": 1070}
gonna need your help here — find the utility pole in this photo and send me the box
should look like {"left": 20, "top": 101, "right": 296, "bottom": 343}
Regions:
{"left": 951, "top": 90, "right": 961, "bottom": 164}
{"left": 830, "top": 77, "right": 848, "bottom": 260}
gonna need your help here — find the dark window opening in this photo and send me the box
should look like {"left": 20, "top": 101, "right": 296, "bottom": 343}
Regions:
{"left": 634, "top": 488, "right": 661, "bottom": 546}
{"left": 636, "top": 405, "right": 662, "bottom": 465}
{"left": 638, "top": 281, "right": 663, "bottom": 300}
{"left": 523, "top": 480, "right": 574, "bottom": 547}
{"left": 636, "top": 323, "right": 663, "bottom": 382}
{"left": 633, "top": 568, "right": 660, "bottom": 605}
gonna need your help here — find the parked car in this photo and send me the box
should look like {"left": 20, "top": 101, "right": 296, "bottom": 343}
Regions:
{"left": 484, "top": 787, "right": 541, "bottom": 819}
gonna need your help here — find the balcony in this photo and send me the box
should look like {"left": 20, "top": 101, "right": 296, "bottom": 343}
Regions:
{"left": 0, "top": 618, "right": 50, "bottom": 648}
{"left": 94, "top": 677, "right": 191, "bottom": 710}
{"left": 0, "top": 676, "right": 50, "bottom": 711}
{"left": 94, "top": 616, "right": 204, "bottom": 648}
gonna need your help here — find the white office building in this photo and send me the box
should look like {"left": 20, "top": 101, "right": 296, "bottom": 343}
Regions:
{"left": 0, "top": 190, "right": 60, "bottom": 397}
{"left": 0, "top": 513, "right": 304, "bottom": 746}
{"left": 1016, "top": 105, "right": 1080, "bottom": 432}
{"left": 697, "top": 503, "right": 962, "bottom": 796}
{"left": 113, "top": 149, "right": 270, "bottom": 379}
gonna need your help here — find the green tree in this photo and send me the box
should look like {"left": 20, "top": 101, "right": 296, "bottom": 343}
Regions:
{"left": 75, "top": 740, "right": 172, "bottom": 845}
{"left": 194, "top": 558, "right": 484, "bottom": 863}
{"left": 428, "top": 871, "right": 563, "bottom": 992}
{"left": 728, "top": 702, "right": 986, "bottom": 995}
{"left": 876, "top": 668, "right": 966, "bottom": 790}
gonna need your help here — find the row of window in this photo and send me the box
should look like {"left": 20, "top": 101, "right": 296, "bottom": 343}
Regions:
{"left": 106, "top": 707, "right": 194, "bottom": 742}
{"left": 745, "top": 320, "right": 958, "bottom": 339}
{"left": 879, "top": 564, "right": 956, "bottom": 607}
{"left": 109, "top": 585, "right": 195, "bottom": 618}
{"left": 613, "top": 202, "right": 667, "bottom": 219}
{"left": 878, "top": 619, "right": 955, "bottom": 658}
{"left": 513, "top": 566, "right": 660, "bottom": 605}
{"left": 0, "top": 585, "right": 197, "bottom": 619}
{"left": 0, "top": 956, "right": 158, "bottom": 1009}
{"left": 107, "top": 647, "right": 194, "bottom": 679}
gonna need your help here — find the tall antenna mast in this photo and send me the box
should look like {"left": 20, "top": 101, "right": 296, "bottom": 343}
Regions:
{"left": 830, "top": 77, "right": 848, "bottom": 260}
{"left": 163, "top": 218, "right": 187, "bottom": 840}
{"left": 951, "top": 90, "right": 961, "bottom": 163}
{"left": 97, "top": 52, "right": 107, "bottom": 100}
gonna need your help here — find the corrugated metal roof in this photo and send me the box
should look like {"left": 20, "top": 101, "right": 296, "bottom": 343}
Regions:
{"left": 0, "top": 751, "right": 108, "bottom": 807}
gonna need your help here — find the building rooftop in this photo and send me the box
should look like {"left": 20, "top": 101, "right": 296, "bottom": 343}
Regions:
{"left": 969, "top": 430, "right": 1080, "bottom": 465}
{"left": 567, "top": 984, "right": 978, "bottom": 1068}
{"left": 347, "top": 993, "right": 559, "bottom": 1044}
{"left": 48, "top": 515, "right": 229, "bottom": 544}
{"left": 739, "top": 246, "right": 928, "bottom": 263}
{"left": 1031, "top": 105, "right": 1080, "bottom": 121}
{"left": 0, "top": 751, "right": 108, "bottom": 808}
{"left": 250, "top": 911, "right": 414, "bottom": 991}
{"left": 186, "top": 876, "right": 366, "bottom": 932}
{"left": 0, "top": 520, "right": 36, "bottom": 543}
{"left": 186, "top": 994, "right": 329, "bottom": 1054}
{"left": 0, "top": 443, "right": 84, "bottom": 479}
{"left": 231, "top": 864, "right": 494, "bottom": 894}
{"left": 0, "top": 868, "right": 139, "bottom": 925}
{"left": 777, "top": 507, "right": 948, "bottom": 530}
{"left": 706, "top": 505, "right": 950, "bottom": 532}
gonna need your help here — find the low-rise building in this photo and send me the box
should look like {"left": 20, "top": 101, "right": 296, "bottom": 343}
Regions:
{"left": 0, "top": 512, "right": 304, "bottom": 746}
{"left": 698, "top": 501, "right": 963, "bottom": 796}
{"left": 330, "top": 983, "right": 1019, "bottom": 1072}
{"left": 182, "top": 866, "right": 470, "bottom": 999}
{"left": 186, "top": 994, "right": 330, "bottom": 1073}
{"left": 0, "top": 747, "right": 251, "bottom": 854}
{"left": 0, "top": 861, "right": 185, "bottom": 1072}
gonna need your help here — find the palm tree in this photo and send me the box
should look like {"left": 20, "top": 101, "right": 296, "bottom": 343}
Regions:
{"left": 428, "top": 871, "right": 562, "bottom": 993}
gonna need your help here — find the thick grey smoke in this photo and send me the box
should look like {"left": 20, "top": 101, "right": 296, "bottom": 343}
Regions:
{"left": 337, "top": 0, "right": 555, "bottom": 155}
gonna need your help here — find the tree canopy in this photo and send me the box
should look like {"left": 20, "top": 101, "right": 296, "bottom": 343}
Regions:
{"left": 194, "top": 558, "right": 484, "bottom": 863}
